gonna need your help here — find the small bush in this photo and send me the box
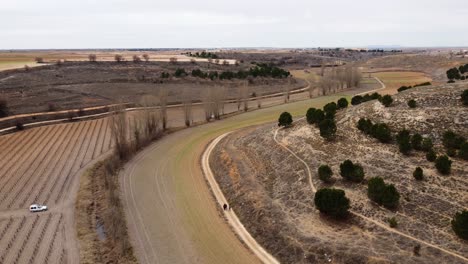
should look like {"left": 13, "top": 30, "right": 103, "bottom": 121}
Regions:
{"left": 397, "top": 130, "right": 412, "bottom": 155}
{"left": 379, "top": 95, "right": 393, "bottom": 107}
{"left": 357, "top": 118, "right": 373, "bottom": 134}
{"left": 426, "top": 150, "right": 437, "bottom": 162}
{"left": 16, "top": 122, "right": 24, "bottom": 131}
{"left": 413, "top": 167, "right": 424, "bottom": 180}
{"left": 388, "top": 217, "right": 398, "bottom": 228}
{"left": 451, "top": 210, "right": 468, "bottom": 240}
{"left": 371, "top": 123, "right": 392, "bottom": 143}
{"left": 319, "top": 119, "right": 337, "bottom": 140}
{"left": 435, "top": 155, "right": 452, "bottom": 175}
{"left": 422, "top": 138, "right": 433, "bottom": 152}
{"left": 314, "top": 188, "right": 350, "bottom": 219}
{"left": 411, "top": 134, "right": 423, "bottom": 150}
{"left": 443, "top": 130, "right": 465, "bottom": 150}
{"left": 408, "top": 99, "right": 417, "bottom": 108}
{"left": 323, "top": 102, "right": 337, "bottom": 119}
{"left": 337, "top": 98, "right": 349, "bottom": 109}
{"left": 459, "top": 142, "right": 468, "bottom": 160}
{"left": 447, "top": 148, "right": 457, "bottom": 157}
{"left": 351, "top": 95, "right": 363, "bottom": 105}
{"left": 318, "top": 165, "right": 333, "bottom": 182}
{"left": 278, "top": 112, "right": 293, "bottom": 127}
{"left": 340, "top": 160, "right": 364, "bottom": 182}
{"left": 461, "top": 90, "right": 468, "bottom": 106}
{"left": 367, "top": 177, "right": 400, "bottom": 209}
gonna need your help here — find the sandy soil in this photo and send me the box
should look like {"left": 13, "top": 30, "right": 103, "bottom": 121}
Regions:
{"left": 0, "top": 118, "right": 113, "bottom": 264}
{"left": 210, "top": 83, "right": 468, "bottom": 263}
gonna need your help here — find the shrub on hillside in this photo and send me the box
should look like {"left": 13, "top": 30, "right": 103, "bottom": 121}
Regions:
{"left": 451, "top": 210, "right": 468, "bottom": 240}
{"left": 174, "top": 68, "right": 187, "bottom": 77}
{"left": 388, "top": 217, "right": 398, "bottom": 228}
{"left": 357, "top": 118, "right": 373, "bottom": 134}
{"left": 351, "top": 95, "right": 363, "bottom": 105}
{"left": 408, "top": 99, "right": 417, "bottom": 108}
{"left": 426, "top": 150, "right": 437, "bottom": 162}
{"left": 413, "top": 167, "right": 424, "bottom": 181}
{"left": 396, "top": 130, "right": 412, "bottom": 155}
{"left": 435, "top": 155, "right": 452, "bottom": 175}
{"left": 340, "top": 160, "right": 364, "bottom": 182}
{"left": 318, "top": 165, "right": 333, "bottom": 182}
{"left": 314, "top": 188, "right": 350, "bottom": 219}
{"left": 319, "top": 119, "right": 337, "bottom": 140}
{"left": 422, "top": 138, "right": 433, "bottom": 152}
{"left": 306, "top": 108, "right": 325, "bottom": 125}
{"left": 379, "top": 95, "right": 393, "bottom": 107}
{"left": 442, "top": 130, "right": 465, "bottom": 150}
{"left": 411, "top": 134, "right": 423, "bottom": 150}
{"left": 462, "top": 90, "right": 468, "bottom": 106}
{"left": 459, "top": 142, "right": 468, "bottom": 160}
{"left": 367, "top": 177, "right": 400, "bottom": 209}
{"left": 323, "top": 102, "right": 337, "bottom": 119}
{"left": 337, "top": 98, "right": 349, "bottom": 109}
{"left": 371, "top": 123, "right": 392, "bottom": 143}
{"left": 278, "top": 112, "right": 293, "bottom": 127}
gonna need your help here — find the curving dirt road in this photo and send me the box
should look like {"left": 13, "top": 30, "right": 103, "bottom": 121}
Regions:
{"left": 119, "top": 75, "right": 391, "bottom": 264}
{"left": 120, "top": 94, "right": 348, "bottom": 264}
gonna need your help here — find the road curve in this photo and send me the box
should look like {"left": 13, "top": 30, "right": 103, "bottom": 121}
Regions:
{"left": 120, "top": 93, "right": 346, "bottom": 264}
{"left": 202, "top": 133, "right": 280, "bottom": 264}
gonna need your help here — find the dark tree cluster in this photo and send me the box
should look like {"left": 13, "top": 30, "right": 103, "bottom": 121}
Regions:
{"left": 357, "top": 118, "right": 392, "bottom": 143}
{"left": 435, "top": 155, "right": 452, "bottom": 175}
{"left": 396, "top": 130, "right": 427, "bottom": 155}
{"left": 306, "top": 100, "right": 346, "bottom": 141}
{"left": 397, "top": 82, "right": 431, "bottom": 93}
{"left": 278, "top": 112, "right": 293, "bottom": 127}
{"left": 340, "top": 160, "right": 364, "bottom": 182}
{"left": 367, "top": 177, "right": 400, "bottom": 209}
{"left": 379, "top": 94, "right": 393, "bottom": 107}
{"left": 314, "top": 188, "right": 350, "bottom": 219}
{"left": 180, "top": 63, "right": 290, "bottom": 81}
{"left": 451, "top": 210, "right": 468, "bottom": 240}
{"left": 351, "top": 92, "right": 382, "bottom": 106}
{"left": 187, "top": 51, "right": 219, "bottom": 59}
{"left": 413, "top": 167, "right": 424, "bottom": 180}
{"left": 447, "top": 64, "right": 468, "bottom": 81}
{"left": 442, "top": 130, "right": 466, "bottom": 158}
{"left": 174, "top": 68, "right": 187, "bottom": 77}
{"left": 318, "top": 165, "right": 333, "bottom": 182}
{"left": 462, "top": 90, "right": 468, "bottom": 106}
{"left": 407, "top": 99, "right": 417, "bottom": 108}
{"left": 160, "top": 72, "right": 170, "bottom": 78}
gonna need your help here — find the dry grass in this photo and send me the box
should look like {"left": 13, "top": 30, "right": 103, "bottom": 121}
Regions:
{"left": 372, "top": 71, "right": 432, "bottom": 94}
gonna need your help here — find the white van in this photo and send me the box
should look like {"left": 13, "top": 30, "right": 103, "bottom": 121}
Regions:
{"left": 29, "top": 204, "right": 47, "bottom": 212}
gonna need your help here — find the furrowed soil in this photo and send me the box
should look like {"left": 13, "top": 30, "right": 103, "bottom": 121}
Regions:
{"left": 211, "top": 82, "right": 468, "bottom": 263}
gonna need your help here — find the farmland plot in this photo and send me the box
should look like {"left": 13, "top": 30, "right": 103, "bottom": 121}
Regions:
{"left": 0, "top": 118, "right": 113, "bottom": 264}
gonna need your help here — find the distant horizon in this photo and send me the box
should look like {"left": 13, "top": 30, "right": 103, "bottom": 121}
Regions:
{"left": 1, "top": 45, "right": 467, "bottom": 51}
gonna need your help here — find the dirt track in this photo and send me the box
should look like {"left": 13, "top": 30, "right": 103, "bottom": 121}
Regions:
{"left": 119, "top": 85, "right": 376, "bottom": 263}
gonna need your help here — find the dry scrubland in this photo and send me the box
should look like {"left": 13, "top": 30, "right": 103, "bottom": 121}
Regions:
{"left": 0, "top": 117, "right": 119, "bottom": 263}
{"left": 363, "top": 54, "right": 468, "bottom": 82}
{"left": 0, "top": 61, "right": 302, "bottom": 114}
{"left": 211, "top": 83, "right": 468, "bottom": 263}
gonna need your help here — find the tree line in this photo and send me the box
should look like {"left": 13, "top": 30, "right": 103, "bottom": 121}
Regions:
{"left": 446, "top": 64, "right": 468, "bottom": 82}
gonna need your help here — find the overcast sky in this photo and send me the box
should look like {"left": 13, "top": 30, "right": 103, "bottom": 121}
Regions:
{"left": 1, "top": 0, "right": 468, "bottom": 49}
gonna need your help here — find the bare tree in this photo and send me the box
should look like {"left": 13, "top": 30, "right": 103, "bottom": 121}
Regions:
{"left": 182, "top": 87, "right": 193, "bottom": 127}
{"left": 202, "top": 89, "right": 213, "bottom": 122}
{"left": 110, "top": 108, "right": 130, "bottom": 160}
{"left": 133, "top": 55, "right": 142, "bottom": 63}
{"left": 222, "top": 60, "right": 229, "bottom": 66}
{"left": 190, "top": 58, "right": 196, "bottom": 64}
{"left": 240, "top": 81, "right": 249, "bottom": 112}
{"left": 320, "top": 61, "right": 325, "bottom": 76}
{"left": 88, "top": 54, "right": 97, "bottom": 62}
{"left": 214, "top": 59, "right": 220, "bottom": 64}
{"left": 114, "top": 54, "right": 123, "bottom": 63}
{"left": 212, "top": 86, "right": 225, "bottom": 119}
{"left": 169, "top": 57, "right": 178, "bottom": 64}
{"left": 256, "top": 91, "right": 262, "bottom": 108}
{"left": 142, "top": 54, "right": 150, "bottom": 62}
{"left": 284, "top": 78, "right": 291, "bottom": 103}
{"left": 158, "top": 88, "right": 168, "bottom": 130}
{"left": 35, "top": 57, "right": 44, "bottom": 63}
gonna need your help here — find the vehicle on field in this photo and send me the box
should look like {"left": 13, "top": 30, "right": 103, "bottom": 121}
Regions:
{"left": 29, "top": 204, "right": 47, "bottom": 212}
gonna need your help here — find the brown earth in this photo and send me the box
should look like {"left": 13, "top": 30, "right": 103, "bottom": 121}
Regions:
{"left": 211, "top": 82, "right": 468, "bottom": 263}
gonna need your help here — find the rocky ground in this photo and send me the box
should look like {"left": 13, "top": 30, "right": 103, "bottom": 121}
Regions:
{"left": 211, "top": 82, "right": 468, "bottom": 263}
